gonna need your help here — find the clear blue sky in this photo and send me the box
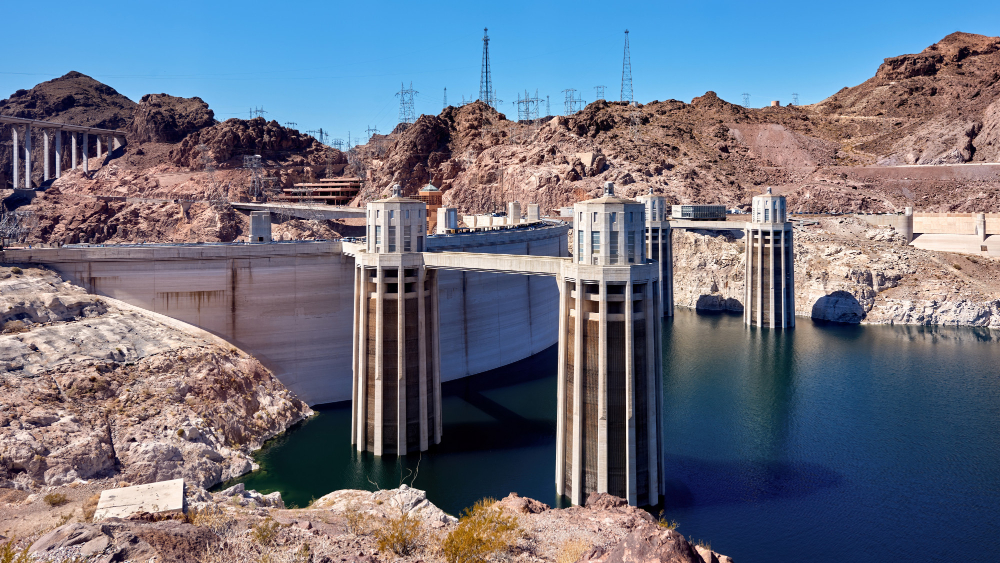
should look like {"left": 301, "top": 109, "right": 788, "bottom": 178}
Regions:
{"left": 3, "top": 0, "right": 998, "bottom": 147}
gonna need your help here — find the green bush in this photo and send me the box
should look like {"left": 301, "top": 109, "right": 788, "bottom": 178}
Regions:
{"left": 0, "top": 538, "right": 30, "bottom": 563}
{"left": 9, "top": 267, "right": 22, "bottom": 276}
{"left": 442, "top": 498, "right": 521, "bottom": 563}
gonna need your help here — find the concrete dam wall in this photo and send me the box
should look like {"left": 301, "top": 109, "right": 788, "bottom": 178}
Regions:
{"left": 2, "top": 224, "right": 568, "bottom": 405}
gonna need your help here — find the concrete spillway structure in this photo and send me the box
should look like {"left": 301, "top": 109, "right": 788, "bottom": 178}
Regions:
{"left": 352, "top": 188, "right": 442, "bottom": 455}
{"left": 744, "top": 188, "right": 795, "bottom": 328}
{"left": 557, "top": 184, "right": 663, "bottom": 507}
{"left": 636, "top": 190, "right": 673, "bottom": 317}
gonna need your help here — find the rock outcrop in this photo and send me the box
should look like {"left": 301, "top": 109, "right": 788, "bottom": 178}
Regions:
{"left": 129, "top": 94, "right": 217, "bottom": 144}
{"left": 671, "top": 216, "right": 1000, "bottom": 327}
{"left": 0, "top": 265, "right": 313, "bottom": 490}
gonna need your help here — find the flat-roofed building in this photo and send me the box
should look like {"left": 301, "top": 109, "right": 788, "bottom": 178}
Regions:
{"left": 671, "top": 204, "right": 726, "bottom": 221}
{"left": 283, "top": 177, "right": 362, "bottom": 205}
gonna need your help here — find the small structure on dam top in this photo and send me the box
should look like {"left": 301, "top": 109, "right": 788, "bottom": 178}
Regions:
{"left": 744, "top": 187, "right": 795, "bottom": 328}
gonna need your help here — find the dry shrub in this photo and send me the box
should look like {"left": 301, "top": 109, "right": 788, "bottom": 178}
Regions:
{"left": 2, "top": 321, "right": 28, "bottom": 335}
{"left": 82, "top": 493, "right": 101, "bottom": 522}
{"left": 0, "top": 539, "right": 30, "bottom": 563}
{"left": 188, "top": 505, "right": 237, "bottom": 537}
{"left": 372, "top": 511, "right": 422, "bottom": 557}
{"left": 43, "top": 493, "right": 68, "bottom": 507}
{"left": 343, "top": 500, "right": 373, "bottom": 535}
{"left": 250, "top": 517, "right": 280, "bottom": 547}
{"left": 199, "top": 533, "right": 300, "bottom": 563}
{"left": 441, "top": 498, "right": 521, "bottom": 563}
{"left": 9, "top": 267, "right": 22, "bottom": 276}
{"left": 556, "top": 538, "right": 591, "bottom": 563}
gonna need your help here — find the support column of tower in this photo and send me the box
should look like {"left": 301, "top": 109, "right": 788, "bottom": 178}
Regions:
{"left": 744, "top": 188, "right": 795, "bottom": 328}
{"left": 352, "top": 185, "right": 441, "bottom": 456}
{"left": 637, "top": 189, "right": 674, "bottom": 317}
{"left": 557, "top": 182, "right": 663, "bottom": 507}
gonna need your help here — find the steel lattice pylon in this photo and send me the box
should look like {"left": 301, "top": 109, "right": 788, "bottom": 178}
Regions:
{"left": 479, "top": 28, "right": 494, "bottom": 108}
{"left": 621, "top": 30, "right": 633, "bottom": 104}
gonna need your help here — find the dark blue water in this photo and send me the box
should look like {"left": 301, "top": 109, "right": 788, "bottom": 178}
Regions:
{"left": 224, "top": 310, "right": 1000, "bottom": 563}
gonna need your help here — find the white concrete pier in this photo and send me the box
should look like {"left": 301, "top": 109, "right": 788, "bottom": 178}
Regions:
{"left": 744, "top": 188, "right": 795, "bottom": 328}
{"left": 1, "top": 115, "right": 126, "bottom": 185}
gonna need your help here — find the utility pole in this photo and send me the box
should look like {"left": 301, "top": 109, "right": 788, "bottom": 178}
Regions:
{"left": 396, "top": 82, "right": 418, "bottom": 124}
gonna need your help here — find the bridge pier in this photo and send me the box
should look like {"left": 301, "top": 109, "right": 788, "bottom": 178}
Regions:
{"left": 43, "top": 129, "right": 50, "bottom": 181}
{"left": 24, "top": 125, "right": 31, "bottom": 188}
{"left": 11, "top": 126, "right": 18, "bottom": 189}
{"left": 83, "top": 132, "right": 89, "bottom": 172}
{"left": 352, "top": 186, "right": 441, "bottom": 456}
{"left": 71, "top": 132, "right": 77, "bottom": 170}
{"left": 55, "top": 130, "right": 62, "bottom": 178}
{"left": 744, "top": 188, "right": 795, "bottom": 328}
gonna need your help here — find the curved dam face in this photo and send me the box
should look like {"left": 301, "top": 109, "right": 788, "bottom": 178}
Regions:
{"left": 2, "top": 224, "right": 568, "bottom": 405}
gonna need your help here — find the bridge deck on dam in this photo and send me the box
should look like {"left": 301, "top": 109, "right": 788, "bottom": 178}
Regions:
{"left": 2, "top": 223, "right": 570, "bottom": 406}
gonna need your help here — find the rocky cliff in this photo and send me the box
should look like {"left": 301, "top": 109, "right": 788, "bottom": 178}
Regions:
{"left": 0, "top": 264, "right": 313, "bottom": 491}
{"left": 672, "top": 216, "right": 1000, "bottom": 327}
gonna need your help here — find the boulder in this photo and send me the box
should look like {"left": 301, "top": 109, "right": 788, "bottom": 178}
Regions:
{"left": 577, "top": 524, "right": 703, "bottom": 563}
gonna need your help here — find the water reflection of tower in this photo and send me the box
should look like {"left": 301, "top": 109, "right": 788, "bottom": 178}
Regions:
{"left": 743, "top": 326, "right": 796, "bottom": 470}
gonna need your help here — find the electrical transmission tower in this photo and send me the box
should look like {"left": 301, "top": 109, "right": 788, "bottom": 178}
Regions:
{"left": 0, "top": 208, "right": 36, "bottom": 247}
{"left": 515, "top": 90, "right": 542, "bottom": 121}
{"left": 792, "top": 93, "right": 799, "bottom": 105}
{"left": 562, "top": 89, "right": 586, "bottom": 115}
{"left": 742, "top": 93, "right": 750, "bottom": 107}
{"left": 331, "top": 138, "right": 344, "bottom": 150}
{"left": 479, "top": 27, "right": 495, "bottom": 108}
{"left": 250, "top": 106, "right": 268, "bottom": 119}
{"left": 307, "top": 128, "right": 328, "bottom": 144}
{"left": 285, "top": 122, "right": 297, "bottom": 129}
{"left": 396, "top": 82, "right": 418, "bottom": 124}
{"left": 621, "top": 30, "right": 633, "bottom": 104}
{"left": 244, "top": 155, "right": 265, "bottom": 202}
{"left": 595, "top": 85, "right": 606, "bottom": 100}
{"left": 443, "top": 87, "right": 448, "bottom": 109}
{"left": 546, "top": 95, "right": 550, "bottom": 116}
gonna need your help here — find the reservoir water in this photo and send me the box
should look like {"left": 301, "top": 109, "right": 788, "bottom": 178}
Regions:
{"left": 224, "top": 309, "right": 1000, "bottom": 563}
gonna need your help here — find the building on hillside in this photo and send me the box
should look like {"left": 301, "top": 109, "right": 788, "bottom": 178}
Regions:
{"left": 282, "top": 177, "right": 362, "bottom": 205}
{"left": 415, "top": 184, "right": 443, "bottom": 232}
